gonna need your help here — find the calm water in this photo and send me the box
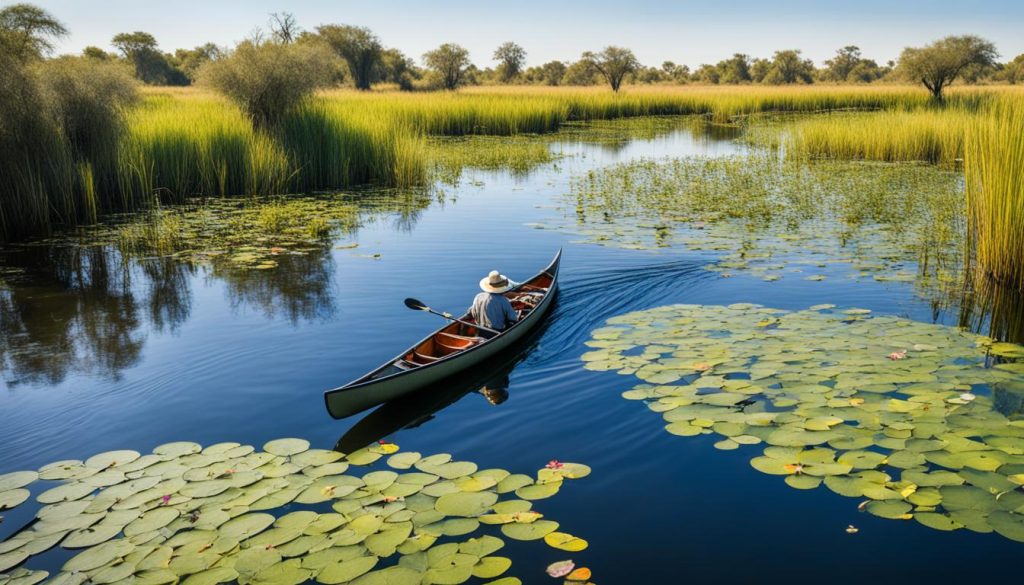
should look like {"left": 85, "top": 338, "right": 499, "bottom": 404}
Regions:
{"left": 1, "top": 119, "right": 1021, "bottom": 583}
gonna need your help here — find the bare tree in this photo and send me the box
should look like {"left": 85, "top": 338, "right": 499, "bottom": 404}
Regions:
{"left": 268, "top": 12, "right": 300, "bottom": 44}
{"left": 898, "top": 35, "right": 998, "bottom": 101}
{"left": 581, "top": 46, "right": 639, "bottom": 92}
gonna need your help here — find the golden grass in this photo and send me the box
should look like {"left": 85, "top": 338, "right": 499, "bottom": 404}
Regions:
{"left": 965, "top": 96, "right": 1024, "bottom": 290}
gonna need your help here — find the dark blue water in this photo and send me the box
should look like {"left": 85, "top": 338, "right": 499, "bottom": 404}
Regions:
{"left": 1, "top": 121, "right": 1021, "bottom": 584}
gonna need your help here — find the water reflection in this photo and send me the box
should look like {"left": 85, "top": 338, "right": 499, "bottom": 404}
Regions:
{"left": 0, "top": 190, "right": 434, "bottom": 385}
{"left": 957, "top": 270, "right": 1024, "bottom": 345}
{"left": 0, "top": 245, "right": 159, "bottom": 386}
{"left": 335, "top": 343, "right": 533, "bottom": 454}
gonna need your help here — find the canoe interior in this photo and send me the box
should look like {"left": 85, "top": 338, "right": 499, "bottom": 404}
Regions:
{"left": 375, "top": 272, "right": 555, "bottom": 379}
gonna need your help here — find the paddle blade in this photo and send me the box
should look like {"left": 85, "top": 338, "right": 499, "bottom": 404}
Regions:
{"left": 404, "top": 298, "right": 428, "bottom": 311}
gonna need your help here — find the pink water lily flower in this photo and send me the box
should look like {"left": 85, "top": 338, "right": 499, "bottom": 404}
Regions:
{"left": 161, "top": 495, "right": 171, "bottom": 504}
{"left": 546, "top": 460, "right": 564, "bottom": 470}
{"left": 888, "top": 350, "right": 908, "bottom": 360}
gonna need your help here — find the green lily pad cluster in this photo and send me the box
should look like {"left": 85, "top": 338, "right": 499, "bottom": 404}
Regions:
{"left": 582, "top": 303, "right": 1024, "bottom": 541}
{"left": 535, "top": 155, "right": 964, "bottom": 296}
{"left": 0, "top": 439, "right": 591, "bottom": 585}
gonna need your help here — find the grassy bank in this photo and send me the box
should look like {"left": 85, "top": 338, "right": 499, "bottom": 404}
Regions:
{"left": 1, "top": 84, "right": 1020, "bottom": 243}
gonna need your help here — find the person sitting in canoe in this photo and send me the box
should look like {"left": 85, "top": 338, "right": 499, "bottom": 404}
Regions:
{"left": 469, "top": 270, "right": 519, "bottom": 337}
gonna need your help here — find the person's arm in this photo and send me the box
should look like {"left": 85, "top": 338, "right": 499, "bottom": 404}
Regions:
{"left": 503, "top": 296, "right": 518, "bottom": 326}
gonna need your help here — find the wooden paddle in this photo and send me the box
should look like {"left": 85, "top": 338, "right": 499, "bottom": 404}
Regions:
{"left": 404, "top": 298, "right": 501, "bottom": 335}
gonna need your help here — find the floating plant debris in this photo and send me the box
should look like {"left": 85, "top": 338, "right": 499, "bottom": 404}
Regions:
{"left": 539, "top": 155, "right": 964, "bottom": 298}
{"left": 0, "top": 439, "right": 591, "bottom": 584}
{"left": 582, "top": 303, "right": 1024, "bottom": 541}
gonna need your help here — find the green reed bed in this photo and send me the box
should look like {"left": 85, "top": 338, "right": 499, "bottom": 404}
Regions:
{"left": 965, "top": 97, "right": 1024, "bottom": 290}
{"left": 782, "top": 108, "right": 973, "bottom": 165}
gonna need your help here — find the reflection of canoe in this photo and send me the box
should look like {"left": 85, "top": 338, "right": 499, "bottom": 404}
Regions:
{"left": 334, "top": 347, "right": 535, "bottom": 454}
{"left": 324, "top": 249, "right": 562, "bottom": 419}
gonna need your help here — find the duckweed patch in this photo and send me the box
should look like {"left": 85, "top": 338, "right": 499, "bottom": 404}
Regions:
{"left": 0, "top": 439, "right": 591, "bottom": 584}
{"left": 537, "top": 155, "right": 964, "bottom": 296}
{"left": 582, "top": 303, "right": 1024, "bottom": 541}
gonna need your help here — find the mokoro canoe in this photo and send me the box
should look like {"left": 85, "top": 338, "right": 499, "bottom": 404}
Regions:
{"left": 323, "top": 249, "right": 562, "bottom": 419}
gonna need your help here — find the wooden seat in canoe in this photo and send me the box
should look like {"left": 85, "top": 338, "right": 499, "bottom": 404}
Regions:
{"left": 436, "top": 332, "right": 483, "bottom": 353}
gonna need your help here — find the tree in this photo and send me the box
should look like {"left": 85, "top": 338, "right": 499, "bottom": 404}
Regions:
{"left": 174, "top": 43, "right": 222, "bottom": 80}
{"left": 198, "top": 40, "right": 334, "bottom": 128}
{"left": 749, "top": 58, "right": 771, "bottom": 82}
{"left": 316, "top": 25, "right": 383, "bottom": 90}
{"left": 898, "top": 35, "right": 997, "bottom": 101}
{"left": 379, "top": 47, "right": 417, "bottom": 90}
{"left": 717, "top": 53, "right": 752, "bottom": 84}
{"left": 998, "top": 54, "right": 1024, "bottom": 84}
{"left": 82, "top": 46, "right": 111, "bottom": 60}
{"left": 823, "top": 45, "right": 862, "bottom": 81}
{"left": 423, "top": 43, "right": 471, "bottom": 90}
{"left": 540, "top": 60, "right": 566, "bottom": 86}
{"left": 763, "top": 49, "right": 815, "bottom": 84}
{"left": 111, "top": 31, "right": 187, "bottom": 85}
{"left": 0, "top": 3, "right": 66, "bottom": 61}
{"left": 693, "top": 63, "right": 720, "bottom": 84}
{"left": 562, "top": 60, "right": 597, "bottom": 85}
{"left": 581, "top": 46, "right": 639, "bottom": 92}
{"left": 661, "top": 61, "right": 690, "bottom": 83}
{"left": 493, "top": 41, "right": 526, "bottom": 83}
{"left": 268, "top": 12, "right": 300, "bottom": 44}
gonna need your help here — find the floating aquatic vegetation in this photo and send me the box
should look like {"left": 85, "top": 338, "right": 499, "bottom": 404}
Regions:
{"left": 12, "top": 190, "right": 433, "bottom": 275}
{"left": 0, "top": 439, "right": 591, "bottom": 584}
{"left": 427, "top": 136, "right": 562, "bottom": 185}
{"left": 536, "top": 155, "right": 964, "bottom": 298}
{"left": 582, "top": 303, "right": 1024, "bottom": 541}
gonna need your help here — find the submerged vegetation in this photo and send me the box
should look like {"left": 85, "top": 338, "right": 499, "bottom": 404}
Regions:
{"left": 583, "top": 303, "right": 1024, "bottom": 540}
{"left": 0, "top": 438, "right": 592, "bottom": 583}
{"left": 539, "top": 154, "right": 965, "bottom": 295}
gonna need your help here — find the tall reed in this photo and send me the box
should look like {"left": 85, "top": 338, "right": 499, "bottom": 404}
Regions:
{"left": 965, "top": 97, "right": 1024, "bottom": 290}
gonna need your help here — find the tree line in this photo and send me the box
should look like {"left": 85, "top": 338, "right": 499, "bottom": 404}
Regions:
{"left": 3, "top": 5, "right": 1020, "bottom": 99}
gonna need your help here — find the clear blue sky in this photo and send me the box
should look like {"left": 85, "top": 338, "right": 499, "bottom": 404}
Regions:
{"left": 32, "top": 0, "right": 1024, "bottom": 67}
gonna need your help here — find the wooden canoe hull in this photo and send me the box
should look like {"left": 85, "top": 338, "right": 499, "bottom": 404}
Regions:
{"left": 323, "top": 249, "right": 561, "bottom": 419}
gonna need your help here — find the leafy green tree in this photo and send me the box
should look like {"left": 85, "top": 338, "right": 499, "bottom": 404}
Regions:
{"left": 493, "top": 41, "right": 526, "bottom": 83}
{"left": 0, "top": 3, "right": 66, "bottom": 61}
{"left": 749, "top": 58, "right": 771, "bottom": 82}
{"left": 998, "top": 54, "right": 1024, "bottom": 84}
{"left": 539, "top": 60, "right": 566, "bottom": 85}
{"left": 562, "top": 60, "right": 597, "bottom": 85}
{"left": 717, "top": 53, "right": 752, "bottom": 84}
{"left": 898, "top": 35, "right": 997, "bottom": 101}
{"left": 823, "top": 46, "right": 862, "bottom": 81}
{"left": 822, "top": 45, "right": 884, "bottom": 83}
{"left": 423, "top": 43, "right": 471, "bottom": 90}
{"left": 82, "top": 45, "right": 111, "bottom": 60}
{"left": 693, "top": 63, "right": 720, "bottom": 84}
{"left": 316, "top": 25, "right": 383, "bottom": 90}
{"left": 112, "top": 31, "right": 187, "bottom": 84}
{"left": 379, "top": 47, "right": 417, "bottom": 90}
{"left": 173, "top": 43, "right": 222, "bottom": 81}
{"left": 661, "top": 61, "right": 690, "bottom": 83}
{"left": 199, "top": 40, "right": 334, "bottom": 128}
{"left": 763, "top": 49, "right": 815, "bottom": 84}
{"left": 581, "top": 46, "right": 639, "bottom": 92}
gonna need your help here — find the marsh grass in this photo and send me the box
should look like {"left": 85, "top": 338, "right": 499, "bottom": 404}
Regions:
{"left": 965, "top": 97, "right": 1024, "bottom": 290}
{"left": 4, "top": 83, "right": 1022, "bottom": 244}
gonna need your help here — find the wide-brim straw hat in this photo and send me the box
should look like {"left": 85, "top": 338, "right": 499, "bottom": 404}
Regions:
{"left": 480, "top": 270, "right": 515, "bottom": 293}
